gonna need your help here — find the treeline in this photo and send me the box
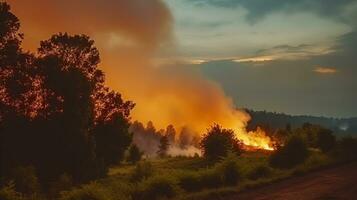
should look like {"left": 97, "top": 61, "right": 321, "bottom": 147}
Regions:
{"left": 0, "top": 2, "right": 134, "bottom": 194}
{"left": 130, "top": 121, "right": 200, "bottom": 156}
{"left": 246, "top": 110, "right": 357, "bottom": 136}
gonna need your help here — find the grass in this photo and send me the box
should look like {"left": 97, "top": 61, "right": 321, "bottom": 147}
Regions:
{"left": 35, "top": 150, "right": 348, "bottom": 200}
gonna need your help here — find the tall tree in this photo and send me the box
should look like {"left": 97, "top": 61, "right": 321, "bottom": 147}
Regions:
{"left": 157, "top": 135, "right": 169, "bottom": 158}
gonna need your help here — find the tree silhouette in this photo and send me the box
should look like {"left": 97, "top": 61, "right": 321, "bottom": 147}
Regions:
{"left": 127, "top": 144, "right": 143, "bottom": 164}
{"left": 200, "top": 124, "right": 243, "bottom": 161}
{"left": 0, "top": 3, "right": 134, "bottom": 186}
{"left": 157, "top": 135, "right": 169, "bottom": 158}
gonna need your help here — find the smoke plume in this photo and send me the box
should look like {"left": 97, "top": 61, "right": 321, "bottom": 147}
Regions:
{"left": 8, "top": 0, "right": 273, "bottom": 154}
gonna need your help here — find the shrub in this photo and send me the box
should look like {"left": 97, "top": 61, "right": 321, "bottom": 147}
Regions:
{"left": 0, "top": 183, "right": 23, "bottom": 200}
{"left": 332, "top": 137, "right": 357, "bottom": 161}
{"left": 127, "top": 144, "right": 144, "bottom": 164}
{"left": 48, "top": 173, "right": 73, "bottom": 198}
{"left": 135, "top": 176, "right": 177, "bottom": 200}
{"left": 199, "top": 169, "right": 223, "bottom": 189}
{"left": 200, "top": 124, "right": 243, "bottom": 161}
{"left": 59, "top": 182, "right": 112, "bottom": 200}
{"left": 10, "top": 166, "right": 40, "bottom": 195}
{"left": 270, "top": 136, "right": 309, "bottom": 169}
{"left": 316, "top": 130, "right": 336, "bottom": 153}
{"left": 130, "top": 161, "right": 154, "bottom": 182}
{"left": 216, "top": 155, "right": 241, "bottom": 186}
{"left": 178, "top": 172, "right": 202, "bottom": 192}
{"left": 248, "top": 165, "right": 272, "bottom": 180}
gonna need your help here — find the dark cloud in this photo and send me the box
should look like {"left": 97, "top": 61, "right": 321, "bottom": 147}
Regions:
{"left": 190, "top": 0, "right": 357, "bottom": 24}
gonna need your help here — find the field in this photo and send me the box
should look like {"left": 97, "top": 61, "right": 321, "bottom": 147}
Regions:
{"left": 59, "top": 150, "right": 337, "bottom": 200}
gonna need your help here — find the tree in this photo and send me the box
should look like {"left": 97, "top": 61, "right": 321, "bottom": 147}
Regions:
{"left": 127, "top": 144, "right": 143, "bottom": 164}
{"left": 157, "top": 135, "right": 169, "bottom": 158}
{"left": 269, "top": 135, "right": 309, "bottom": 169}
{"left": 199, "top": 124, "right": 243, "bottom": 161}
{"left": 0, "top": 4, "right": 134, "bottom": 186}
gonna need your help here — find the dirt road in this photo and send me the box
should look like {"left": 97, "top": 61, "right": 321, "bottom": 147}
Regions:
{"left": 229, "top": 162, "right": 357, "bottom": 200}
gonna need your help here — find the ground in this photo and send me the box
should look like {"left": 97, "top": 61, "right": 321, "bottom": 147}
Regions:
{"left": 228, "top": 162, "right": 357, "bottom": 200}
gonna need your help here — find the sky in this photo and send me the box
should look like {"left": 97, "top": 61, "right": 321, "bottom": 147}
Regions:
{"left": 165, "top": 0, "right": 357, "bottom": 118}
{"left": 7, "top": 0, "right": 357, "bottom": 119}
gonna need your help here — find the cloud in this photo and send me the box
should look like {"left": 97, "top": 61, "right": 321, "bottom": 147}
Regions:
{"left": 189, "top": 0, "right": 357, "bottom": 24}
{"left": 314, "top": 67, "right": 338, "bottom": 74}
{"left": 235, "top": 44, "right": 334, "bottom": 63}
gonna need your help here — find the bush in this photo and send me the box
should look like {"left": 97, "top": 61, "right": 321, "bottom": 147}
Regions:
{"left": 270, "top": 136, "right": 309, "bottom": 169}
{"left": 10, "top": 166, "right": 40, "bottom": 195}
{"left": 0, "top": 183, "right": 23, "bottom": 200}
{"left": 216, "top": 155, "right": 241, "bottom": 186}
{"left": 248, "top": 165, "right": 272, "bottom": 180}
{"left": 59, "top": 182, "right": 112, "bottom": 200}
{"left": 199, "top": 169, "right": 223, "bottom": 189}
{"left": 178, "top": 172, "right": 202, "bottom": 192}
{"left": 48, "top": 173, "right": 73, "bottom": 198}
{"left": 135, "top": 176, "right": 177, "bottom": 200}
{"left": 332, "top": 137, "right": 357, "bottom": 161}
{"left": 130, "top": 161, "right": 154, "bottom": 182}
{"left": 200, "top": 124, "right": 243, "bottom": 161}
{"left": 127, "top": 144, "right": 143, "bottom": 164}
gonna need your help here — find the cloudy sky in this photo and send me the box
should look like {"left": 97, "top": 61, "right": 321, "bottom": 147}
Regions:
{"left": 165, "top": 0, "right": 357, "bottom": 118}
{"left": 8, "top": 0, "right": 357, "bottom": 119}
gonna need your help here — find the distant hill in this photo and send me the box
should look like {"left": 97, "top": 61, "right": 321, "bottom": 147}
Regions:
{"left": 246, "top": 110, "right": 357, "bottom": 137}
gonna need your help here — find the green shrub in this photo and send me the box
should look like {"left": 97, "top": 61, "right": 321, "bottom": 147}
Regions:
{"left": 135, "top": 175, "right": 177, "bottom": 200}
{"left": 216, "top": 155, "right": 241, "bottom": 186}
{"left": 178, "top": 172, "right": 202, "bottom": 192}
{"left": 59, "top": 182, "right": 112, "bottom": 200}
{"left": 130, "top": 161, "right": 154, "bottom": 182}
{"left": 199, "top": 169, "right": 223, "bottom": 189}
{"left": 270, "top": 136, "right": 309, "bottom": 169}
{"left": 200, "top": 124, "right": 243, "bottom": 161}
{"left": 0, "top": 183, "right": 23, "bottom": 200}
{"left": 248, "top": 165, "right": 272, "bottom": 180}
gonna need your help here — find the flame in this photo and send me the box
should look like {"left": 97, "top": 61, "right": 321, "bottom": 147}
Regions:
{"left": 241, "top": 127, "right": 275, "bottom": 151}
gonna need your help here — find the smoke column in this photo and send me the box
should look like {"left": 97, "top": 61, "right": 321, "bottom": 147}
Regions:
{"left": 8, "top": 0, "right": 273, "bottom": 151}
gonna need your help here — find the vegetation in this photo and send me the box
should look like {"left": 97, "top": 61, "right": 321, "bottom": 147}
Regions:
{"left": 1, "top": 2, "right": 357, "bottom": 200}
{"left": 157, "top": 135, "right": 169, "bottom": 158}
{"left": 127, "top": 144, "right": 144, "bottom": 164}
{"left": 0, "top": 0, "right": 133, "bottom": 189}
{"left": 199, "top": 124, "right": 243, "bottom": 161}
{"left": 270, "top": 135, "right": 309, "bottom": 169}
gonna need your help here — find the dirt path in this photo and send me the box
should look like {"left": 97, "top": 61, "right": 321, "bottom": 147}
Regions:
{"left": 228, "top": 162, "right": 357, "bottom": 200}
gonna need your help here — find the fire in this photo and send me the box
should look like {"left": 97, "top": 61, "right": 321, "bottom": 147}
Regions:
{"left": 239, "top": 127, "right": 275, "bottom": 151}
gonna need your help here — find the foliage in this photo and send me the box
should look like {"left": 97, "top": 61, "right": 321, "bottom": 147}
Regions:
{"left": 0, "top": 183, "right": 23, "bottom": 200}
{"left": 0, "top": 2, "right": 134, "bottom": 187}
{"left": 199, "top": 124, "right": 243, "bottom": 161}
{"left": 48, "top": 173, "right": 73, "bottom": 198}
{"left": 297, "top": 123, "right": 336, "bottom": 152}
{"left": 270, "top": 135, "right": 309, "bottom": 169}
{"left": 59, "top": 182, "right": 112, "bottom": 200}
{"left": 9, "top": 166, "right": 40, "bottom": 195}
{"left": 130, "top": 161, "right": 154, "bottom": 182}
{"left": 157, "top": 135, "right": 169, "bottom": 158}
{"left": 134, "top": 175, "right": 178, "bottom": 200}
{"left": 332, "top": 137, "right": 357, "bottom": 161}
{"left": 248, "top": 164, "right": 272, "bottom": 180}
{"left": 127, "top": 144, "right": 144, "bottom": 164}
{"left": 216, "top": 154, "right": 241, "bottom": 186}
